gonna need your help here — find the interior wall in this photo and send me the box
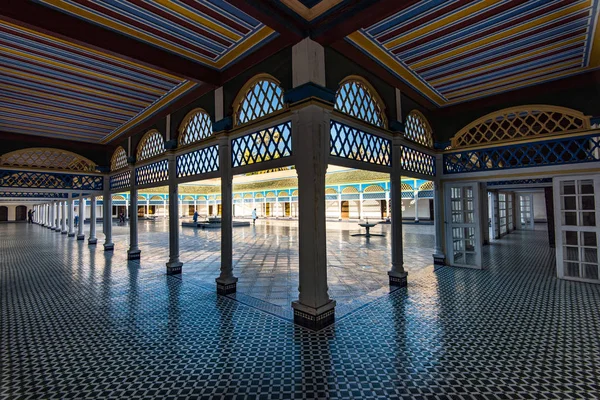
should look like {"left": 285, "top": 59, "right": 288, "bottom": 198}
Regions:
{"left": 533, "top": 192, "right": 547, "bottom": 222}
{"left": 0, "top": 204, "right": 29, "bottom": 221}
{"left": 402, "top": 199, "right": 432, "bottom": 220}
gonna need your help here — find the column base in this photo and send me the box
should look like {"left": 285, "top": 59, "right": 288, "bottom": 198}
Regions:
{"left": 433, "top": 252, "right": 445, "bottom": 265}
{"left": 68, "top": 233, "right": 75, "bottom": 237}
{"left": 166, "top": 261, "right": 183, "bottom": 275}
{"left": 127, "top": 249, "right": 141, "bottom": 260}
{"left": 388, "top": 271, "right": 408, "bottom": 287}
{"left": 292, "top": 300, "right": 336, "bottom": 331}
{"left": 76, "top": 234, "right": 85, "bottom": 240}
{"left": 103, "top": 243, "right": 114, "bottom": 251}
{"left": 61, "top": 230, "right": 68, "bottom": 235}
{"left": 88, "top": 238, "right": 97, "bottom": 245}
{"left": 216, "top": 277, "right": 238, "bottom": 295}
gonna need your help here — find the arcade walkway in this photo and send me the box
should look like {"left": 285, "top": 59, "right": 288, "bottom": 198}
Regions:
{"left": 1, "top": 224, "right": 599, "bottom": 399}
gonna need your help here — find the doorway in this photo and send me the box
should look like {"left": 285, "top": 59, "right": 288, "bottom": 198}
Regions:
{"left": 0, "top": 206, "right": 7, "bottom": 221}
{"left": 445, "top": 182, "right": 482, "bottom": 269}
{"left": 341, "top": 200, "right": 349, "bottom": 219}
{"left": 15, "top": 206, "right": 27, "bottom": 221}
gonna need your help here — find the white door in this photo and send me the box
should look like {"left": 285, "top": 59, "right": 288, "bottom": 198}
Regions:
{"left": 445, "top": 182, "right": 482, "bottom": 269}
{"left": 519, "top": 194, "right": 534, "bottom": 230}
{"left": 554, "top": 175, "right": 600, "bottom": 283}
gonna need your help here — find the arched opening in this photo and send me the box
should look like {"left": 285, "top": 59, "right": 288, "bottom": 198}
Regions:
{"left": 335, "top": 76, "right": 387, "bottom": 128}
{"left": 15, "top": 205, "right": 27, "bottom": 221}
{"left": 179, "top": 108, "right": 212, "bottom": 146}
{"left": 136, "top": 130, "right": 166, "bottom": 162}
{"left": 233, "top": 74, "right": 285, "bottom": 126}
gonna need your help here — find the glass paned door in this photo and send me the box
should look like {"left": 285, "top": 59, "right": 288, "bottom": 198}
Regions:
{"left": 519, "top": 194, "right": 534, "bottom": 230}
{"left": 554, "top": 176, "right": 600, "bottom": 283}
{"left": 499, "top": 193, "right": 507, "bottom": 235}
{"left": 445, "top": 182, "right": 482, "bottom": 269}
{"left": 507, "top": 194, "right": 514, "bottom": 231}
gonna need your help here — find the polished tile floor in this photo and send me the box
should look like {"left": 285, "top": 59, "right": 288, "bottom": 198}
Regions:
{"left": 1, "top": 222, "right": 599, "bottom": 399}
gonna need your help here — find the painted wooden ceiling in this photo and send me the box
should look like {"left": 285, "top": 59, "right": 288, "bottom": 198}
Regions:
{"left": 348, "top": 0, "right": 600, "bottom": 106}
{"left": 0, "top": 19, "right": 198, "bottom": 143}
{"left": 33, "top": 0, "right": 277, "bottom": 69}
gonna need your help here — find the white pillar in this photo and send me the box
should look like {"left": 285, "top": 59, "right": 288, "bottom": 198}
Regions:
{"left": 414, "top": 190, "right": 419, "bottom": 223}
{"left": 89, "top": 196, "right": 97, "bottom": 244}
{"left": 77, "top": 196, "right": 85, "bottom": 240}
{"left": 103, "top": 178, "right": 114, "bottom": 250}
{"left": 291, "top": 106, "right": 335, "bottom": 330}
{"left": 67, "top": 195, "right": 75, "bottom": 237}
{"left": 389, "top": 137, "right": 407, "bottom": 287}
{"left": 216, "top": 136, "right": 237, "bottom": 293}
{"left": 385, "top": 190, "right": 390, "bottom": 219}
{"left": 432, "top": 181, "right": 445, "bottom": 264}
{"left": 337, "top": 193, "right": 342, "bottom": 220}
{"left": 128, "top": 166, "right": 140, "bottom": 260}
{"left": 50, "top": 202, "right": 55, "bottom": 229}
{"left": 166, "top": 154, "right": 182, "bottom": 274}
{"left": 61, "top": 200, "right": 68, "bottom": 234}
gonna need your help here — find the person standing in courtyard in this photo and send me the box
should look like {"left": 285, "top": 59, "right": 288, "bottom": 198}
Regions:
{"left": 193, "top": 210, "right": 198, "bottom": 223}
{"left": 252, "top": 208, "right": 257, "bottom": 225}
{"left": 74, "top": 214, "right": 79, "bottom": 228}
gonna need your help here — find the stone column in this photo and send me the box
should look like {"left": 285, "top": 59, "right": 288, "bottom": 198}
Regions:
{"left": 103, "top": 177, "right": 114, "bottom": 250}
{"left": 67, "top": 195, "right": 75, "bottom": 237}
{"left": 49, "top": 202, "right": 54, "bottom": 229}
{"left": 337, "top": 193, "right": 342, "bottom": 220}
{"left": 57, "top": 201, "right": 62, "bottom": 231}
{"left": 166, "top": 153, "right": 182, "bottom": 274}
{"left": 480, "top": 183, "right": 490, "bottom": 245}
{"left": 359, "top": 191, "right": 363, "bottom": 220}
{"left": 414, "top": 190, "right": 420, "bottom": 222}
{"left": 88, "top": 196, "right": 97, "bottom": 244}
{"left": 385, "top": 190, "right": 390, "bottom": 219}
{"left": 216, "top": 136, "right": 236, "bottom": 293}
{"left": 53, "top": 201, "right": 59, "bottom": 231}
{"left": 291, "top": 106, "right": 335, "bottom": 330}
{"left": 432, "top": 181, "right": 445, "bottom": 265}
{"left": 77, "top": 196, "right": 85, "bottom": 240}
{"left": 61, "top": 200, "right": 68, "bottom": 234}
{"left": 388, "top": 136, "right": 407, "bottom": 287}
{"left": 128, "top": 166, "right": 141, "bottom": 260}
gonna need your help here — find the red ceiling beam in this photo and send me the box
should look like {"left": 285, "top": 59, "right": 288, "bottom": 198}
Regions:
{"left": 0, "top": 0, "right": 220, "bottom": 85}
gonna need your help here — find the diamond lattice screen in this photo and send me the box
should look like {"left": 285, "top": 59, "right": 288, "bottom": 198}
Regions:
{"left": 444, "top": 134, "right": 600, "bottom": 174}
{"left": 231, "top": 121, "right": 292, "bottom": 168}
{"left": 235, "top": 80, "right": 284, "bottom": 125}
{"left": 330, "top": 120, "right": 391, "bottom": 167}
{"left": 335, "top": 80, "right": 386, "bottom": 128}
{"left": 179, "top": 110, "right": 212, "bottom": 146}
{"left": 0, "top": 148, "right": 96, "bottom": 172}
{"left": 177, "top": 145, "right": 219, "bottom": 178}
{"left": 452, "top": 107, "right": 589, "bottom": 149}
{"left": 136, "top": 160, "right": 169, "bottom": 186}
{"left": 110, "top": 170, "right": 131, "bottom": 190}
{"left": 405, "top": 111, "right": 434, "bottom": 148}
{"left": 0, "top": 170, "right": 103, "bottom": 190}
{"left": 110, "top": 147, "right": 128, "bottom": 171}
{"left": 137, "top": 130, "right": 166, "bottom": 161}
{"left": 399, "top": 146, "right": 436, "bottom": 176}
{"left": 0, "top": 192, "right": 67, "bottom": 198}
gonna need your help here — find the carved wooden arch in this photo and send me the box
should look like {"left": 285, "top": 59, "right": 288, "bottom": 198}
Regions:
{"left": 363, "top": 184, "right": 385, "bottom": 193}
{"left": 419, "top": 181, "right": 434, "bottom": 191}
{"left": 233, "top": 73, "right": 285, "bottom": 126}
{"left": 136, "top": 129, "right": 165, "bottom": 162}
{"left": 401, "top": 183, "right": 413, "bottom": 191}
{"left": 325, "top": 187, "right": 337, "bottom": 194}
{"left": 178, "top": 107, "right": 212, "bottom": 146}
{"left": 341, "top": 186, "right": 359, "bottom": 194}
{"left": 0, "top": 148, "right": 97, "bottom": 172}
{"left": 451, "top": 105, "right": 591, "bottom": 149}
{"left": 405, "top": 110, "right": 434, "bottom": 148}
{"left": 110, "top": 146, "right": 128, "bottom": 172}
{"left": 335, "top": 75, "right": 387, "bottom": 128}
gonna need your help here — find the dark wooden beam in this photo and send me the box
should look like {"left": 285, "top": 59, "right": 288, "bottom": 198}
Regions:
{"left": 226, "top": 0, "right": 306, "bottom": 40}
{"left": 331, "top": 40, "right": 437, "bottom": 110}
{"left": 0, "top": 0, "right": 220, "bottom": 85}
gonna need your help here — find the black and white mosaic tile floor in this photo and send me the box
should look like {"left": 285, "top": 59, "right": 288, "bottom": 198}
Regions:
{"left": 2, "top": 222, "right": 599, "bottom": 399}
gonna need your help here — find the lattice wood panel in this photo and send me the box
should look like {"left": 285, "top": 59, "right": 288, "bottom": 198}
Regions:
{"left": 179, "top": 109, "right": 212, "bottom": 146}
{"left": 452, "top": 106, "right": 591, "bottom": 148}
{"left": 335, "top": 77, "right": 386, "bottom": 128}
{"left": 0, "top": 192, "right": 67, "bottom": 198}
{"left": 232, "top": 121, "right": 292, "bottom": 168}
{"left": 399, "top": 146, "right": 436, "bottom": 176}
{"left": 330, "top": 120, "right": 391, "bottom": 167}
{"left": 234, "top": 77, "right": 284, "bottom": 126}
{"left": 136, "top": 160, "right": 168, "bottom": 186}
{"left": 111, "top": 147, "right": 128, "bottom": 172}
{"left": 405, "top": 110, "right": 434, "bottom": 148}
{"left": 0, "top": 148, "right": 97, "bottom": 172}
{"left": 137, "top": 130, "right": 165, "bottom": 161}
{"left": 177, "top": 145, "right": 219, "bottom": 178}
{"left": 0, "top": 170, "right": 103, "bottom": 190}
{"left": 444, "top": 134, "right": 600, "bottom": 173}
{"left": 110, "top": 170, "right": 131, "bottom": 190}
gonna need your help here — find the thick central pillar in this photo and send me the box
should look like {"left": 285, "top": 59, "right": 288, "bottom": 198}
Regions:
{"left": 291, "top": 106, "right": 335, "bottom": 330}
{"left": 103, "top": 177, "right": 114, "bottom": 251}
{"left": 388, "top": 137, "right": 408, "bottom": 287}
{"left": 216, "top": 136, "right": 237, "bottom": 293}
{"left": 77, "top": 196, "right": 85, "bottom": 240}
{"left": 67, "top": 195, "right": 75, "bottom": 237}
{"left": 61, "top": 200, "right": 68, "bottom": 234}
{"left": 88, "top": 196, "right": 97, "bottom": 244}
{"left": 166, "top": 154, "right": 182, "bottom": 274}
{"left": 128, "top": 166, "right": 141, "bottom": 260}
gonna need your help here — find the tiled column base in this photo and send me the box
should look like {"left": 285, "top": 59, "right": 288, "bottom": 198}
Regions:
{"left": 292, "top": 300, "right": 336, "bottom": 331}
{"left": 61, "top": 230, "right": 68, "bottom": 235}
{"left": 216, "top": 277, "right": 237, "bottom": 295}
{"left": 388, "top": 271, "right": 408, "bottom": 287}
{"left": 103, "top": 243, "right": 114, "bottom": 251}
{"left": 88, "top": 238, "right": 97, "bottom": 245}
{"left": 166, "top": 261, "right": 183, "bottom": 275}
{"left": 433, "top": 253, "right": 445, "bottom": 265}
{"left": 127, "top": 249, "right": 141, "bottom": 260}
{"left": 68, "top": 233, "right": 75, "bottom": 237}
{"left": 76, "top": 234, "right": 85, "bottom": 240}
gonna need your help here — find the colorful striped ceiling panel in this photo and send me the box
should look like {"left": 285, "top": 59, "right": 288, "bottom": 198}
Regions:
{"left": 348, "top": 0, "right": 600, "bottom": 106}
{"left": 33, "top": 0, "right": 278, "bottom": 69}
{"left": 0, "top": 20, "right": 192, "bottom": 143}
